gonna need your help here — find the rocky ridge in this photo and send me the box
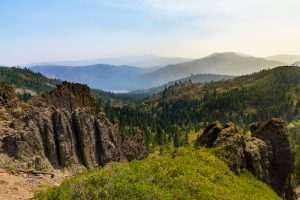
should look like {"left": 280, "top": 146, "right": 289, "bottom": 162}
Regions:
{"left": 196, "top": 119, "right": 296, "bottom": 200}
{"left": 0, "top": 82, "right": 148, "bottom": 170}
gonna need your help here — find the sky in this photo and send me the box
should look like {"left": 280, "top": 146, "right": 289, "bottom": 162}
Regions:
{"left": 1, "top": 0, "right": 300, "bottom": 66}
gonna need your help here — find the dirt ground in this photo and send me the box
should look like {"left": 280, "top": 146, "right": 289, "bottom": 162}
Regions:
{"left": 296, "top": 186, "right": 300, "bottom": 200}
{"left": 0, "top": 168, "right": 69, "bottom": 200}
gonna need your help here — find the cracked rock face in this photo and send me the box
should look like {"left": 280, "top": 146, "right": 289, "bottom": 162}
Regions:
{"left": 196, "top": 119, "right": 296, "bottom": 200}
{"left": 0, "top": 82, "right": 149, "bottom": 170}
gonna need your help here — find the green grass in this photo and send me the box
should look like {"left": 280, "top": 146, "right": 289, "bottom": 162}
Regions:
{"left": 34, "top": 147, "right": 281, "bottom": 200}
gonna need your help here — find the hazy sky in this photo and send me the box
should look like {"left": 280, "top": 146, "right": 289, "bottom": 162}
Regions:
{"left": 1, "top": 0, "right": 300, "bottom": 66}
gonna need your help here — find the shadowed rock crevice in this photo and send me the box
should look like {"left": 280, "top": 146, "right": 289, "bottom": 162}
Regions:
{"left": 94, "top": 120, "right": 103, "bottom": 166}
{"left": 51, "top": 113, "right": 61, "bottom": 167}
{"left": 39, "top": 116, "right": 59, "bottom": 167}
{"left": 70, "top": 114, "right": 85, "bottom": 167}
{"left": 196, "top": 119, "right": 296, "bottom": 200}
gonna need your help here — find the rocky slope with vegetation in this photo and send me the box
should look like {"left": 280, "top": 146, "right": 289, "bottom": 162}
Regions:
{"left": 33, "top": 118, "right": 296, "bottom": 200}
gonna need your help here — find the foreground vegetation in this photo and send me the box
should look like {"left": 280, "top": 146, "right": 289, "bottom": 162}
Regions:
{"left": 34, "top": 147, "right": 280, "bottom": 200}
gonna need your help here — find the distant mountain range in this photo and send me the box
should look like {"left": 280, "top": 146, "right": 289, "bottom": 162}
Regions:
{"left": 27, "top": 55, "right": 192, "bottom": 68}
{"left": 142, "top": 52, "right": 284, "bottom": 85}
{"left": 294, "top": 61, "right": 300, "bottom": 66}
{"left": 266, "top": 54, "right": 300, "bottom": 64}
{"left": 30, "top": 64, "right": 146, "bottom": 91}
{"left": 29, "top": 52, "right": 287, "bottom": 92}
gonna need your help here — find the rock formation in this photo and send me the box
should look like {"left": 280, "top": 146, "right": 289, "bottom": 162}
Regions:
{"left": 196, "top": 119, "right": 296, "bottom": 200}
{"left": 0, "top": 82, "right": 149, "bottom": 170}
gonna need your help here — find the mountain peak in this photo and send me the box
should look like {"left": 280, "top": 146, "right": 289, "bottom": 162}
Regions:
{"left": 208, "top": 52, "right": 250, "bottom": 58}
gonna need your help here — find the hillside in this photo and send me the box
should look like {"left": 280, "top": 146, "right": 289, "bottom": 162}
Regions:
{"left": 34, "top": 147, "right": 280, "bottom": 200}
{"left": 0, "top": 66, "right": 60, "bottom": 93}
{"left": 105, "top": 66, "right": 300, "bottom": 147}
{"left": 143, "top": 52, "right": 284, "bottom": 85}
{"left": 130, "top": 73, "right": 234, "bottom": 97}
{"left": 149, "top": 65, "right": 300, "bottom": 103}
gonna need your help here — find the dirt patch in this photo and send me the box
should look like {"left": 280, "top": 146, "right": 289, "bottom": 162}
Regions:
{"left": 0, "top": 168, "right": 69, "bottom": 200}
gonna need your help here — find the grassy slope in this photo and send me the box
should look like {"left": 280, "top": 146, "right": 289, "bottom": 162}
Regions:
{"left": 34, "top": 147, "right": 280, "bottom": 200}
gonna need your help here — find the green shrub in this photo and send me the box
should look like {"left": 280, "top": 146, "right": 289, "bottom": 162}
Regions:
{"left": 34, "top": 147, "right": 280, "bottom": 200}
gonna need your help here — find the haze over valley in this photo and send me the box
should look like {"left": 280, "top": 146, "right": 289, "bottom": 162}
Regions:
{"left": 29, "top": 52, "right": 294, "bottom": 92}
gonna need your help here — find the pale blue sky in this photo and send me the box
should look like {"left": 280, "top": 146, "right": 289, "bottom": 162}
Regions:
{"left": 1, "top": 0, "right": 300, "bottom": 65}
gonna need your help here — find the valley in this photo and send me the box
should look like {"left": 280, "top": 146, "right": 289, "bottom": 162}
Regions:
{"left": 0, "top": 65, "right": 300, "bottom": 199}
{"left": 2, "top": 1, "right": 300, "bottom": 199}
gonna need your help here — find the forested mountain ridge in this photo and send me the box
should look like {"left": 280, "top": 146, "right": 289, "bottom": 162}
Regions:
{"left": 149, "top": 65, "right": 300, "bottom": 103}
{"left": 106, "top": 66, "right": 300, "bottom": 147}
{"left": 130, "top": 73, "right": 234, "bottom": 98}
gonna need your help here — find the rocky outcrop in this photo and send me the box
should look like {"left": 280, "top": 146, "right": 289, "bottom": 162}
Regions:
{"left": 30, "top": 81, "right": 96, "bottom": 112}
{"left": 251, "top": 119, "right": 296, "bottom": 200}
{"left": 122, "top": 129, "right": 150, "bottom": 161}
{"left": 196, "top": 119, "right": 296, "bottom": 200}
{"left": 0, "top": 83, "right": 18, "bottom": 108}
{"left": 1, "top": 82, "right": 149, "bottom": 170}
